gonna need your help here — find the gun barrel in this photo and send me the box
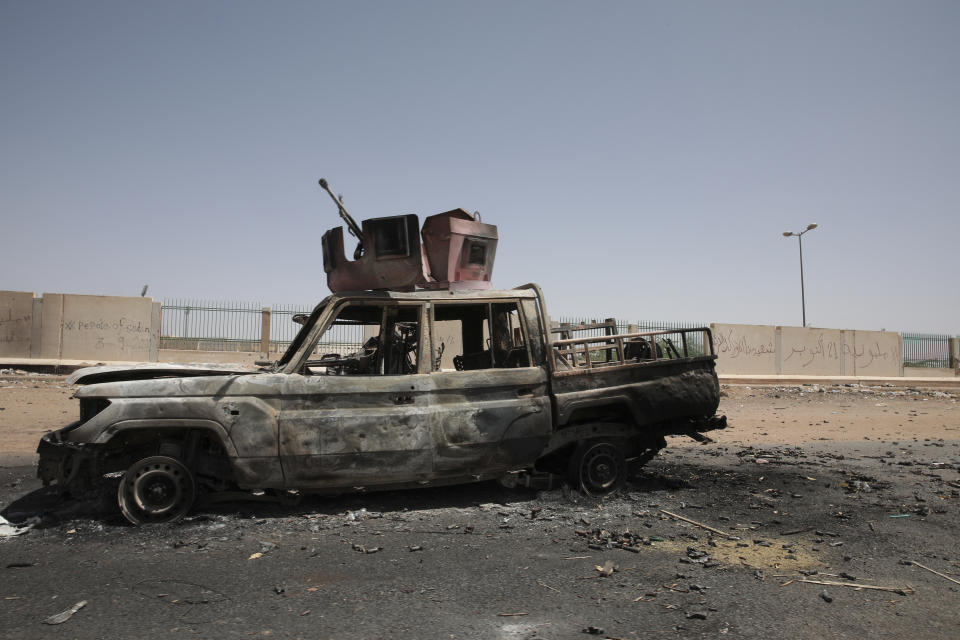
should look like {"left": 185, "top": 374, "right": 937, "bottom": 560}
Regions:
{"left": 318, "top": 178, "right": 364, "bottom": 242}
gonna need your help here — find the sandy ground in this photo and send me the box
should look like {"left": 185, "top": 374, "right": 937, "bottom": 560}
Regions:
{"left": 1, "top": 373, "right": 958, "bottom": 639}
{"left": 2, "top": 373, "right": 956, "bottom": 459}
{"left": 0, "top": 374, "right": 75, "bottom": 463}
{"left": 714, "top": 383, "right": 959, "bottom": 445}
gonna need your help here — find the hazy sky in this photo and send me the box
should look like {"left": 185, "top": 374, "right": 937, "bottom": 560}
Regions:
{"left": 2, "top": 1, "right": 958, "bottom": 333}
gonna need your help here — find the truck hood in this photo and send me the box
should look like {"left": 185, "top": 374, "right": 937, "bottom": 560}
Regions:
{"left": 67, "top": 363, "right": 256, "bottom": 385}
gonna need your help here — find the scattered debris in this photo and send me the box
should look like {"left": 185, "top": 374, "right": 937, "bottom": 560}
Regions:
{"left": 0, "top": 516, "right": 38, "bottom": 538}
{"left": 43, "top": 600, "right": 87, "bottom": 625}
{"left": 908, "top": 561, "right": 960, "bottom": 586}
{"left": 660, "top": 509, "right": 738, "bottom": 539}
{"left": 351, "top": 543, "right": 382, "bottom": 554}
{"left": 798, "top": 579, "right": 914, "bottom": 596}
{"left": 537, "top": 580, "right": 561, "bottom": 593}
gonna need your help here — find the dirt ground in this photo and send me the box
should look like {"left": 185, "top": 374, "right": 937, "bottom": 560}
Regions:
{"left": 0, "top": 372, "right": 958, "bottom": 639}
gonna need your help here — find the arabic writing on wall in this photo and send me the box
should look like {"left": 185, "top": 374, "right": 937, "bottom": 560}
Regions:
{"left": 714, "top": 328, "right": 775, "bottom": 359}
{"left": 711, "top": 324, "right": 902, "bottom": 376}
{"left": 780, "top": 329, "right": 901, "bottom": 375}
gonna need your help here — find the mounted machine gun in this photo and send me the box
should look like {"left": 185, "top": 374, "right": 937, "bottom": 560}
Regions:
{"left": 318, "top": 178, "right": 498, "bottom": 293}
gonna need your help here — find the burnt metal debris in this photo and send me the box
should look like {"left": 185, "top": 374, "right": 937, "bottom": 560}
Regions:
{"left": 36, "top": 180, "right": 725, "bottom": 525}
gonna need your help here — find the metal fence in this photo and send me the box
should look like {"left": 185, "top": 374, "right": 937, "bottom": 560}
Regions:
{"left": 902, "top": 332, "right": 953, "bottom": 368}
{"left": 160, "top": 299, "right": 364, "bottom": 354}
{"left": 160, "top": 299, "right": 267, "bottom": 352}
{"left": 270, "top": 303, "right": 313, "bottom": 348}
{"left": 161, "top": 300, "right": 954, "bottom": 367}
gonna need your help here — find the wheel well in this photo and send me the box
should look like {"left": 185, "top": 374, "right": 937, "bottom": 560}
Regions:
{"left": 100, "top": 428, "right": 233, "bottom": 487}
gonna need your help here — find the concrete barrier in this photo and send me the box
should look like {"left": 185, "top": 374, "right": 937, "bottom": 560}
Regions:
{"left": 39, "top": 293, "right": 160, "bottom": 361}
{"left": 779, "top": 326, "right": 844, "bottom": 375}
{"left": 712, "top": 324, "right": 905, "bottom": 377}
{"left": 0, "top": 291, "right": 36, "bottom": 358}
{"left": 712, "top": 324, "right": 777, "bottom": 375}
{"left": 850, "top": 330, "right": 902, "bottom": 376}
{"left": 904, "top": 366, "right": 954, "bottom": 377}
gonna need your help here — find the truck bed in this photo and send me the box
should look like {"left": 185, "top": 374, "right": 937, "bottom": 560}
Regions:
{"left": 548, "top": 327, "right": 721, "bottom": 432}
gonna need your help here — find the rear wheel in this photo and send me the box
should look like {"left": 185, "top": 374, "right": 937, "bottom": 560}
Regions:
{"left": 118, "top": 456, "right": 196, "bottom": 525}
{"left": 568, "top": 440, "right": 627, "bottom": 496}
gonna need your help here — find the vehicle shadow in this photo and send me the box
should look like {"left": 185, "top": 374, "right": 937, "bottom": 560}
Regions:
{"left": 1, "top": 483, "right": 122, "bottom": 528}
{"left": 2, "top": 459, "right": 708, "bottom": 528}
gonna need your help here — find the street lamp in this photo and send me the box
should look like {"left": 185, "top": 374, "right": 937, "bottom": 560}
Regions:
{"left": 782, "top": 223, "right": 818, "bottom": 327}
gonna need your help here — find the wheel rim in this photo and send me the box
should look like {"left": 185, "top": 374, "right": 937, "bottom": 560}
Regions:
{"left": 579, "top": 443, "right": 624, "bottom": 495}
{"left": 118, "top": 457, "right": 195, "bottom": 525}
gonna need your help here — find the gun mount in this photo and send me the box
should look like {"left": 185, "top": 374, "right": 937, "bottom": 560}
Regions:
{"left": 319, "top": 180, "right": 498, "bottom": 293}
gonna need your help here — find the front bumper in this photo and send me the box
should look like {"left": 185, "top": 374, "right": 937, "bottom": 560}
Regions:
{"left": 36, "top": 424, "right": 93, "bottom": 487}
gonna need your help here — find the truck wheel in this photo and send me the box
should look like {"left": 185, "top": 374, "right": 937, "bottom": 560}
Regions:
{"left": 568, "top": 440, "right": 627, "bottom": 496}
{"left": 118, "top": 456, "right": 196, "bottom": 526}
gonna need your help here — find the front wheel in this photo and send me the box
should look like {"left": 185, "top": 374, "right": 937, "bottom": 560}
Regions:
{"left": 118, "top": 456, "right": 196, "bottom": 525}
{"left": 568, "top": 440, "right": 627, "bottom": 496}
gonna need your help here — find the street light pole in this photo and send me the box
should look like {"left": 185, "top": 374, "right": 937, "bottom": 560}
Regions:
{"left": 782, "top": 223, "right": 818, "bottom": 327}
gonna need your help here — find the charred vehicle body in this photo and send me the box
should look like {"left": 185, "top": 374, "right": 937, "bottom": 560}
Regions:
{"left": 37, "top": 182, "right": 725, "bottom": 525}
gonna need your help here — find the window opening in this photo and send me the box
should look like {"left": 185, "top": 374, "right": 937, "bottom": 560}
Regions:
{"left": 304, "top": 303, "right": 420, "bottom": 375}
{"left": 372, "top": 217, "right": 410, "bottom": 257}
{"left": 465, "top": 241, "right": 487, "bottom": 266}
{"left": 433, "top": 302, "right": 528, "bottom": 371}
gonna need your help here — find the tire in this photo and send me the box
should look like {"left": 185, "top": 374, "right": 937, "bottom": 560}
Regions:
{"left": 118, "top": 456, "right": 196, "bottom": 525}
{"left": 568, "top": 440, "right": 627, "bottom": 496}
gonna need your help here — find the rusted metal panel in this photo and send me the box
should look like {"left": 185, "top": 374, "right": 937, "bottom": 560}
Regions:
{"left": 550, "top": 358, "right": 720, "bottom": 428}
{"left": 322, "top": 215, "right": 425, "bottom": 292}
{"left": 419, "top": 209, "right": 498, "bottom": 290}
{"left": 277, "top": 372, "right": 435, "bottom": 487}
{"left": 428, "top": 368, "right": 551, "bottom": 476}
{"left": 321, "top": 209, "right": 498, "bottom": 293}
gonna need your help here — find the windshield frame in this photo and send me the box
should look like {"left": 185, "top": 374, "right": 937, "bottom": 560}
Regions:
{"left": 274, "top": 298, "right": 332, "bottom": 370}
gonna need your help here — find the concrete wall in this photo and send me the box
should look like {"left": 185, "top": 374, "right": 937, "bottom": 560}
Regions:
{"left": 159, "top": 349, "right": 266, "bottom": 367}
{"left": 712, "top": 323, "right": 904, "bottom": 377}
{"left": 904, "top": 366, "right": 955, "bottom": 377}
{"left": 779, "top": 327, "right": 846, "bottom": 375}
{"left": 33, "top": 293, "right": 161, "bottom": 362}
{"left": 0, "top": 290, "right": 161, "bottom": 362}
{"left": 0, "top": 291, "right": 36, "bottom": 357}
{"left": 712, "top": 324, "right": 777, "bottom": 375}
{"left": 849, "top": 330, "right": 902, "bottom": 376}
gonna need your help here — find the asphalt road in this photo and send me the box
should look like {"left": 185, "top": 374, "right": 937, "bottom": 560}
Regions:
{"left": 2, "top": 434, "right": 959, "bottom": 640}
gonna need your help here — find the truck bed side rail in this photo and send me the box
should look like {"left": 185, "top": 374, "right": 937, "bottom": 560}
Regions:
{"left": 551, "top": 327, "right": 715, "bottom": 373}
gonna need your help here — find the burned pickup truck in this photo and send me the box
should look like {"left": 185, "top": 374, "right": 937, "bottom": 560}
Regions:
{"left": 37, "top": 184, "right": 724, "bottom": 525}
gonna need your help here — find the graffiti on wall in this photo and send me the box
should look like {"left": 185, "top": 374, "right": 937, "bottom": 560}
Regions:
{"left": 782, "top": 333, "right": 839, "bottom": 368}
{"left": 782, "top": 333, "right": 901, "bottom": 372}
{"left": 714, "top": 327, "right": 775, "bottom": 359}
{"left": 0, "top": 308, "right": 31, "bottom": 344}
{"left": 62, "top": 316, "right": 154, "bottom": 353}
{"left": 851, "top": 340, "right": 901, "bottom": 371}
